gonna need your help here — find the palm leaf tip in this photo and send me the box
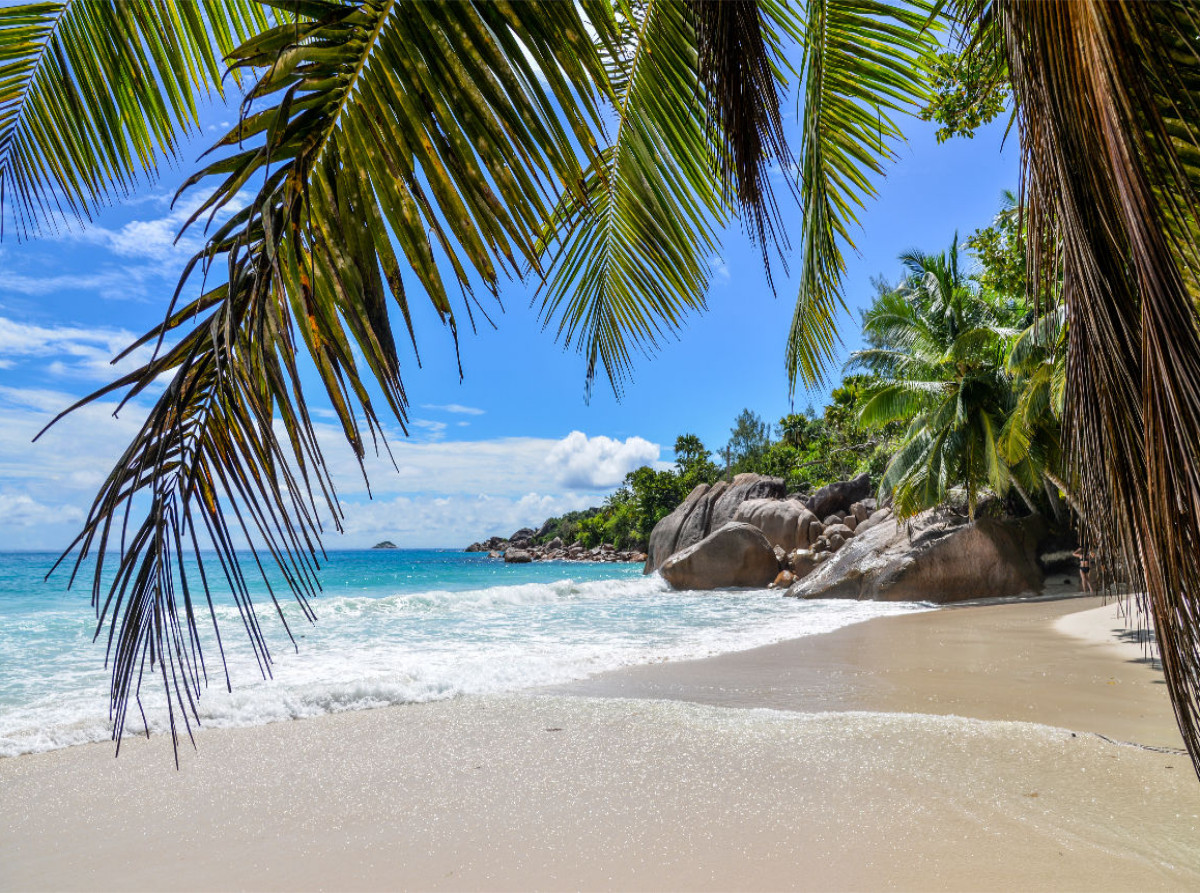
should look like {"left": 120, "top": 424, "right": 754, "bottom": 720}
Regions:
{"left": 690, "top": 0, "right": 797, "bottom": 266}
{"left": 0, "top": 0, "right": 271, "bottom": 238}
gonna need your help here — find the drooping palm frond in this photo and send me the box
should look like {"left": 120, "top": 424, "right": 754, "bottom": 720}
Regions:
{"left": 786, "top": 0, "right": 937, "bottom": 392}
{"left": 690, "top": 0, "right": 799, "bottom": 257}
{"left": 39, "top": 0, "right": 613, "bottom": 756}
{"left": 0, "top": 0, "right": 271, "bottom": 238}
{"left": 536, "top": 0, "right": 799, "bottom": 397}
{"left": 990, "top": 0, "right": 1200, "bottom": 774}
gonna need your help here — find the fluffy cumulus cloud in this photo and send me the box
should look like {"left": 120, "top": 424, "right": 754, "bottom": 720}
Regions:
{"left": 545, "top": 431, "right": 661, "bottom": 490}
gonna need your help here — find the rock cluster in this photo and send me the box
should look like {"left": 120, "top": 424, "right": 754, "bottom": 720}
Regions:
{"left": 645, "top": 473, "right": 787, "bottom": 572}
{"left": 646, "top": 470, "right": 892, "bottom": 591}
{"left": 465, "top": 530, "right": 645, "bottom": 564}
{"left": 785, "top": 507, "right": 1044, "bottom": 602}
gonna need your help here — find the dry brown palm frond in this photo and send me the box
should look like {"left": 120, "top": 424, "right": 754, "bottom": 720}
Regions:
{"left": 991, "top": 0, "right": 1200, "bottom": 774}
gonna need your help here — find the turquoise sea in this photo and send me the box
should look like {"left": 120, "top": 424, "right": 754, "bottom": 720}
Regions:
{"left": 0, "top": 549, "right": 929, "bottom": 756}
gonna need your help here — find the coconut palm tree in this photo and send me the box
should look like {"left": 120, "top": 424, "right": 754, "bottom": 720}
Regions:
{"left": 998, "top": 303, "right": 1076, "bottom": 524}
{"left": 850, "top": 238, "right": 1026, "bottom": 520}
{"left": 8, "top": 0, "right": 1200, "bottom": 777}
{"left": 7, "top": 0, "right": 921, "bottom": 754}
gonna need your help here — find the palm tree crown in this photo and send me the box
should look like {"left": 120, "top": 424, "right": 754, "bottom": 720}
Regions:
{"left": 851, "top": 238, "right": 1025, "bottom": 520}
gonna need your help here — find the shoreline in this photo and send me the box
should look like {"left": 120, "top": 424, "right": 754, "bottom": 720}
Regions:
{"left": 551, "top": 586, "right": 1182, "bottom": 749}
{"left": 4, "top": 592, "right": 1199, "bottom": 891}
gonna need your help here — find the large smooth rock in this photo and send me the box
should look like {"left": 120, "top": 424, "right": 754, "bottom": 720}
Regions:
{"left": 855, "top": 507, "right": 892, "bottom": 536}
{"left": 709, "top": 474, "right": 786, "bottom": 531}
{"left": 644, "top": 475, "right": 784, "bottom": 573}
{"left": 806, "top": 473, "right": 872, "bottom": 520}
{"left": 659, "top": 522, "right": 780, "bottom": 590}
{"left": 504, "top": 550, "right": 533, "bottom": 564}
{"left": 785, "top": 509, "right": 1044, "bottom": 603}
{"left": 645, "top": 483, "right": 713, "bottom": 573}
{"left": 734, "top": 498, "right": 820, "bottom": 552}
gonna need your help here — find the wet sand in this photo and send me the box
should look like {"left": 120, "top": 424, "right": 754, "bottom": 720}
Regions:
{"left": 552, "top": 589, "right": 1181, "bottom": 749}
{"left": 3, "top": 593, "right": 1199, "bottom": 892}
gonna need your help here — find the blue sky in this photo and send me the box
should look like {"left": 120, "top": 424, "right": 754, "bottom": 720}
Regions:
{"left": 0, "top": 96, "right": 1016, "bottom": 550}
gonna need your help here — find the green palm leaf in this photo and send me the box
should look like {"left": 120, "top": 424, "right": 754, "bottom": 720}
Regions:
{"left": 41, "top": 0, "right": 613, "bottom": 755}
{"left": 537, "top": 0, "right": 800, "bottom": 396}
{"left": 786, "top": 0, "right": 936, "bottom": 392}
{"left": 0, "top": 0, "right": 270, "bottom": 237}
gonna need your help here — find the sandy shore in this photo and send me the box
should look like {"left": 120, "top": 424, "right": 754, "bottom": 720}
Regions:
{"left": 4, "top": 593, "right": 1199, "bottom": 892}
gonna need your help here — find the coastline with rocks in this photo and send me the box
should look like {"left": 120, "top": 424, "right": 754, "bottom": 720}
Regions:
{"left": 469, "top": 470, "right": 1065, "bottom": 601}
{"left": 639, "top": 470, "right": 1068, "bottom": 603}
{"left": 465, "top": 528, "right": 646, "bottom": 564}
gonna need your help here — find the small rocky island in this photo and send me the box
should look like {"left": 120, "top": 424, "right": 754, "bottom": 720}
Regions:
{"left": 372, "top": 540, "right": 398, "bottom": 550}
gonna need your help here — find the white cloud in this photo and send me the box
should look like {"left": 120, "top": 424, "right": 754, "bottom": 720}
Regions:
{"left": 0, "top": 190, "right": 254, "bottom": 302}
{"left": 0, "top": 315, "right": 159, "bottom": 381}
{"left": 545, "top": 431, "right": 661, "bottom": 490}
{"left": 0, "top": 387, "right": 658, "bottom": 549}
{"left": 0, "top": 492, "right": 84, "bottom": 527}
{"left": 330, "top": 490, "right": 599, "bottom": 546}
{"left": 420, "top": 403, "right": 486, "bottom": 416}
{"left": 410, "top": 418, "right": 447, "bottom": 440}
{"left": 709, "top": 254, "right": 731, "bottom": 284}
{"left": 0, "top": 268, "right": 139, "bottom": 299}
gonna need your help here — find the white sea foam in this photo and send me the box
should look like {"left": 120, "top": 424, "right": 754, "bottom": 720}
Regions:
{"left": 0, "top": 567, "right": 930, "bottom": 757}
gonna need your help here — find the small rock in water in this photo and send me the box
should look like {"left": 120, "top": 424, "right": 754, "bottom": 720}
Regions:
{"left": 770, "top": 570, "right": 797, "bottom": 589}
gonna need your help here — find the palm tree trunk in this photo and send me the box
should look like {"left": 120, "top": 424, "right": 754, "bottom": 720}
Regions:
{"left": 1042, "top": 469, "right": 1084, "bottom": 521}
{"left": 1008, "top": 474, "right": 1040, "bottom": 516}
{"left": 1041, "top": 476, "right": 1070, "bottom": 527}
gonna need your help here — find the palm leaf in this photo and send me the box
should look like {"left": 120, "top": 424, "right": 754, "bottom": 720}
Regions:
{"left": 690, "top": 0, "right": 800, "bottom": 257}
{"left": 989, "top": 0, "right": 1200, "bottom": 774}
{"left": 786, "top": 0, "right": 937, "bottom": 392}
{"left": 537, "top": 0, "right": 800, "bottom": 396}
{"left": 0, "top": 0, "right": 270, "bottom": 238}
{"left": 42, "top": 0, "right": 612, "bottom": 756}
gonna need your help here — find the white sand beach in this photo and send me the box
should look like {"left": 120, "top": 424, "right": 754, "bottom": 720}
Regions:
{"left": 3, "top": 593, "right": 1198, "bottom": 892}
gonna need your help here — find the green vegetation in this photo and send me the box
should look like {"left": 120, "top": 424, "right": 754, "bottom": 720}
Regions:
{"left": 546, "top": 194, "right": 1068, "bottom": 549}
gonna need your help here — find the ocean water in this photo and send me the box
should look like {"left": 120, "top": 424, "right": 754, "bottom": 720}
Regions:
{"left": 0, "top": 549, "right": 930, "bottom": 757}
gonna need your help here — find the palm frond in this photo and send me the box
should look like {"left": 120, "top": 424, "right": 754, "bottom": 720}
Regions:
{"left": 857, "top": 378, "right": 945, "bottom": 428}
{"left": 0, "top": 0, "right": 270, "bottom": 238}
{"left": 787, "top": 0, "right": 936, "bottom": 392}
{"left": 690, "top": 0, "right": 799, "bottom": 259}
{"left": 47, "top": 0, "right": 611, "bottom": 756}
{"left": 993, "top": 0, "right": 1200, "bottom": 774}
{"left": 536, "top": 0, "right": 742, "bottom": 396}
